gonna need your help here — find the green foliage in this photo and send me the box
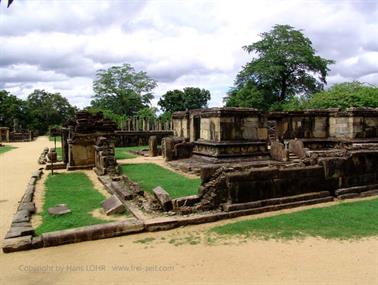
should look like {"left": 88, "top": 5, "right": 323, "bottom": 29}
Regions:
{"left": 91, "top": 64, "right": 157, "bottom": 117}
{"left": 306, "top": 81, "right": 378, "bottom": 110}
{"left": 210, "top": 198, "right": 378, "bottom": 240}
{"left": 137, "top": 107, "right": 158, "bottom": 119}
{"left": 0, "top": 145, "right": 16, "bottom": 155}
{"left": 120, "top": 163, "right": 200, "bottom": 198}
{"left": 35, "top": 172, "right": 112, "bottom": 235}
{"left": 224, "top": 82, "right": 273, "bottom": 110}
{"left": 26, "top": 89, "right": 76, "bottom": 134}
{"left": 0, "top": 90, "right": 28, "bottom": 129}
{"left": 225, "top": 24, "right": 334, "bottom": 109}
{"left": 158, "top": 87, "right": 211, "bottom": 113}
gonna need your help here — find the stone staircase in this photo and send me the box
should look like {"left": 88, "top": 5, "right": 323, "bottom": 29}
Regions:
{"left": 288, "top": 152, "right": 301, "bottom": 162}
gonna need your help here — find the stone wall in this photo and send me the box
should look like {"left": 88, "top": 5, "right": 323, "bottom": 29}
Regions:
{"left": 269, "top": 108, "right": 378, "bottom": 141}
{"left": 114, "top": 131, "right": 173, "bottom": 147}
{"left": 198, "top": 149, "right": 378, "bottom": 209}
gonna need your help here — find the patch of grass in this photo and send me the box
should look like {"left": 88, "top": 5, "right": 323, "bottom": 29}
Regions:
{"left": 0, "top": 145, "right": 16, "bottom": 155}
{"left": 115, "top": 145, "right": 148, "bottom": 160}
{"left": 210, "top": 198, "right": 378, "bottom": 240}
{"left": 134, "top": 237, "right": 156, "bottom": 244}
{"left": 120, "top": 163, "right": 200, "bottom": 198}
{"left": 55, "top": 147, "right": 63, "bottom": 161}
{"left": 35, "top": 172, "right": 109, "bottom": 235}
{"left": 49, "top": 136, "right": 61, "bottom": 142}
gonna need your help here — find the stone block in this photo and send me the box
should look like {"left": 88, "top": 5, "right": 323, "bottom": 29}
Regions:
{"left": 288, "top": 139, "right": 306, "bottom": 158}
{"left": 270, "top": 141, "right": 289, "bottom": 161}
{"left": 5, "top": 226, "right": 35, "bottom": 239}
{"left": 102, "top": 195, "right": 125, "bottom": 215}
{"left": 18, "top": 202, "right": 36, "bottom": 213}
{"left": 153, "top": 186, "right": 172, "bottom": 211}
{"left": 48, "top": 204, "right": 72, "bottom": 216}
{"left": 2, "top": 235, "right": 32, "bottom": 253}
{"left": 12, "top": 210, "right": 31, "bottom": 223}
{"left": 110, "top": 181, "right": 134, "bottom": 200}
{"left": 148, "top": 136, "right": 158, "bottom": 157}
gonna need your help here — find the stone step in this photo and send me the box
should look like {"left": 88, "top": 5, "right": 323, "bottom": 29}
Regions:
{"left": 222, "top": 191, "right": 331, "bottom": 212}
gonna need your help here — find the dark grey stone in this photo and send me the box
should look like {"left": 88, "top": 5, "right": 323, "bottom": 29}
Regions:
{"left": 48, "top": 204, "right": 72, "bottom": 216}
{"left": 153, "top": 186, "right": 172, "bottom": 211}
{"left": 2, "top": 235, "right": 32, "bottom": 253}
{"left": 18, "top": 202, "right": 36, "bottom": 213}
{"left": 5, "top": 226, "right": 35, "bottom": 239}
{"left": 12, "top": 210, "right": 31, "bottom": 223}
{"left": 102, "top": 195, "right": 125, "bottom": 215}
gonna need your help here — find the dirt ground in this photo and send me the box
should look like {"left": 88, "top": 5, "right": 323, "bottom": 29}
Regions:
{"left": 0, "top": 137, "right": 377, "bottom": 285}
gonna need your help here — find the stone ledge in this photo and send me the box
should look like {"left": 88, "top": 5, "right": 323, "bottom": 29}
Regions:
{"left": 41, "top": 219, "right": 144, "bottom": 247}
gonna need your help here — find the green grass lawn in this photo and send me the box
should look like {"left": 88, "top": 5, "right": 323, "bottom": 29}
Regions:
{"left": 210, "top": 198, "right": 378, "bottom": 240}
{"left": 120, "top": 163, "right": 200, "bottom": 198}
{"left": 115, "top": 145, "right": 148, "bottom": 160}
{"left": 55, "top": 147, "right": 63, "bottom": 161}
{"left": 49, "top": 136, "right": 61, "bottom": 142}
{"left": 35, "top": 172, "right": 110, "bottom": 235}
{"left": 0, "top": 145, "right": 16, "bottom": 155}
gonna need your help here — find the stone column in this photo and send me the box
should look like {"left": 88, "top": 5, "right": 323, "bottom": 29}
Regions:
{"left": 6, "top": 128, "right": 9, "bottom": 142}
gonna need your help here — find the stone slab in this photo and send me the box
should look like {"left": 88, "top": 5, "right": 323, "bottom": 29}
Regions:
{"left": 5, "top": 226, "right": 35, "bottom": 239}
{"left": 102, "top": 195, "right": 125, "bottom": 215}
{"left": 18, "top": 202, "right": 36, "bottom": 213}
{"left": 41, "top": 219, "right": 144, "bottom": 247}
{"left": 12, "top": 210, "right": 31, "bottom": 223}
{"left": 48, "top": 204, "right": 72, "bottom": 216}
{"left": 153, "top": 186, "right": 172, "bottom": 211}
{"left": 2, "top": 235, "right": 32, "bottom": 253}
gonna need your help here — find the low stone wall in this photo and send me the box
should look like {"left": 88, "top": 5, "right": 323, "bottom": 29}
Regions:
{"left": 114, "top": 130, "right": 173, "bottom": 147}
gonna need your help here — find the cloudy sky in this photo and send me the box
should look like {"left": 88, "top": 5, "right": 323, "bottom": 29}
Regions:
{"left": 0, "top": 0, "right": 377, "bottom": 109}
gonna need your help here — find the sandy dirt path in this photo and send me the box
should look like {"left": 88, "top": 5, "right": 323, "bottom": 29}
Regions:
{"left": 0, "top": 137, "right": 377, "bottom": 285}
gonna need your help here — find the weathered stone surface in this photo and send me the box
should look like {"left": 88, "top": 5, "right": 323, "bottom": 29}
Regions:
{"left": 102, "top": 195, "right": 125, "bottom": 215}
{"left": 270, "top": 141, "right": 289, "bottom": 161}
{"left": 174, "top": 142, "right": 193, "bottom": 159}
{"left": 18, "top": 202, "right": 36, "bottom": 213}
{"left": 5, "top": 226, "right": 35, "bottom": 239}
{"left": 335, "top": 185, "right": 368, "bottom": 196}
{"left": 2, "top": 235, "right": 32, "bottom": 253}
{"left": 360, "top": 189, "right": 378, "bottom": 197}
{"left": 200, "top": 165, "right": 220, "bottom": 184}
{"left": 12, "top": 210, "right": 31, "bottom": 223}
{"left": 338, "top": 193, "right": 360, "bottom": 200}
{"left": 222, "top": 201, "right": 262, "bottom": 212}
{"left": 28, "top": 176, "right": 37, "bottom": 185}
{"left": 110, "top": 181, "right": 134, "bottom": 200}
{"left": 31, "top": 236, "right": 43, "bottom": 249}
{"left": 148, "top": 136, "right": 158, "bottom": 157}
{"left": 31, "top": 170, "right": 43, "bottom": 179}
{"left": 153, "top": 186, "right": 172, "bottom": 211}
{"left": 288, "top": 139, "right": 306, "bottom": 158}
{"left": 41, "top": 219, "right": 144, "bottom": 247}
{"left": 48, "top": 204, "right": 72, "bottom": 216}
{"left": 21, "top": 185, "right": 35, "bottom": 203}
{"left": 172, "top": 195, "right": 200, "bottom": 209}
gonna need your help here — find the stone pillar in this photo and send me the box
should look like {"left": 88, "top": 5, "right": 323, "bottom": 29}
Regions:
{"left": 6, "top": 128, "right": 9, "bottom": 142}
{"left": 148, "top": 136, "right": 158, "bottom": 157}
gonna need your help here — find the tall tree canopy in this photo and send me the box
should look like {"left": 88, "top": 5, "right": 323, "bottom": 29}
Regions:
{"left": 26, "top": 89, "right": 76, "bottom": 134}
{"left": 158, "top": 87, "right": 211, "bottom": 113}
{"left": 91, "top": 64, "right": 157, "bottom": 117}
{"left": 0, "top": 90, "right": 28, "bottom": 129}
{"left": 225, "top": 24, "right": 334, "bottom": 109}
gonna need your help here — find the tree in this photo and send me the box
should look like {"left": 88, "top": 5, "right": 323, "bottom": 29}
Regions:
{"left": 158, "top": 87, "right": 211, "bottom": 113}
{"left": 26, "top": 89, "right": 76, "bottom": 134}
{"left": 0, "top": 90, "right": 28, "bottom": 129}
{"left": 306, "top": 82, "right": 378, "bottom": 110}
{"left": 91, "top": 64, "right": 157, "bottom": 117}
{"left": 225, "top": 24, "right": 334, "bottom": 109}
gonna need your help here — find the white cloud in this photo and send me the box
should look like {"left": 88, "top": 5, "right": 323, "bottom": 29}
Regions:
{"left": 0, "top": 0, "right": 377, "bottom": 109}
